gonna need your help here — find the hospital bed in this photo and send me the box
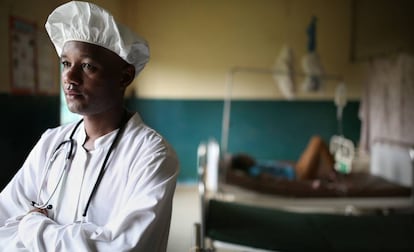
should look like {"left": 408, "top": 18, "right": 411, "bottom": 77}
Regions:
{"left": 192, "top": 67, "right": 414, "bottom": 251}
{"left": 193, "top": 140, "right": 414, "bottom": 252}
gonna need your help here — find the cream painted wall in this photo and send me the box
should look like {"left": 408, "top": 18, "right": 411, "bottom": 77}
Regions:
{"left": 0, "top": 0, "right": 123, "bottom": 94}
{"left": 127, "top": 0, "right": 367, "bottom": 100}
{"left": 0, "top": 0, "right": 370, "bottom": 99}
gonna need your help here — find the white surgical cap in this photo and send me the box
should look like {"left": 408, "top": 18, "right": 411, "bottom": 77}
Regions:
{"left": 45, "top": 1, "right": 149, "bottom": 76}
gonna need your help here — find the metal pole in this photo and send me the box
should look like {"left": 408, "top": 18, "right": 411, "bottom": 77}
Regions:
{"left": 220, "top": 66, "right": 343, "bottom": 155}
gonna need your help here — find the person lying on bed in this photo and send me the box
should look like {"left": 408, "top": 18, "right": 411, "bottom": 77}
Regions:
{"left": 229, "top": 136, "right": 337, "bottom": 182}
{"left": 230, "top": 153, "right": 296, "bottom": 180}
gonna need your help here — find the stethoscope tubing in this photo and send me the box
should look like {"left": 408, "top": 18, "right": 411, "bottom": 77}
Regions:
{"left": 33, "top": 120, "right": 82, "bottom": 210}
{"left": 32, "top": 114, "right": 128, "bottom": 217}
{"left": 34, "top": 148, "right": 69, "bottom": 209}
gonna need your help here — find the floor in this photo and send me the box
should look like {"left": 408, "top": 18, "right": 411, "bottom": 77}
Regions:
{"left": 167, "top": 184, "right": 200, "bottom": 252}
{"left": 167, "top": 184, "right": 260, "bottom": 252}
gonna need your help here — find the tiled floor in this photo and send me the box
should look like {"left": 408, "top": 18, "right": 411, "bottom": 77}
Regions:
{"left": 167, "top": 184, "right": 200, "bottom": 252}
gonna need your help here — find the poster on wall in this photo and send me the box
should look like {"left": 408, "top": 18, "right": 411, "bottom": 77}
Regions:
{"left": 10, "top": 16, "right": 37, "bottom": 94}
{"left": 37, "top": 32, "right": 57, "bottom": 94}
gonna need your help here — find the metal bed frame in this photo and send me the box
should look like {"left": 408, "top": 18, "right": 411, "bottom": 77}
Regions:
{"left": 193, "top": 66, "right": 414, "bottom": 251}
{"left": 193, "top": 140, "right": 414, "bottom": 252}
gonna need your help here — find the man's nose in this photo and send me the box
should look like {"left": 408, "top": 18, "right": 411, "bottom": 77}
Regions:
{"left": 62, "top": 65, "right": 82, "bottom": 85}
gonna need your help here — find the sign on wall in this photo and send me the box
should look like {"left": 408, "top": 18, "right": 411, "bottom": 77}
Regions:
{"left": 9, "top": 16, "right": 37, "bottom": 94}
{"left": 37, "top": 32, "right": 57, "bottom": 94}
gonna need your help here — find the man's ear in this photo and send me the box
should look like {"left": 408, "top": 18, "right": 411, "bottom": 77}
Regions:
{"left": 120, "top": 64, "right": 135, "bottom": 88}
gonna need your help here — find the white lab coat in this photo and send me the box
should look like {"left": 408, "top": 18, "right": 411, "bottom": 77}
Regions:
{"left": 0, "top": 113, "right": 179, "bottom": 251}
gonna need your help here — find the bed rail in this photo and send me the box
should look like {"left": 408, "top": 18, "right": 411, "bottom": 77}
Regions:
{"left": 193, "top": 140, "right": 414, "bottom": 251}
{"left": 193, "top": 142, "right": 214, "bottom": 252}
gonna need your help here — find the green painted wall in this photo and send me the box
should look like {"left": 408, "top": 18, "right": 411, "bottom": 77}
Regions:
{"left": 1, "top": 96, "right": 360, "bottom": 188}
{"left": 127, "top": 98, "right": 361, "bottom": 183}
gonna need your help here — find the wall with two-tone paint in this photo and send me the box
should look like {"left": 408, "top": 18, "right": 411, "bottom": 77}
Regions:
{"left": 125, "top": 0, "right": 364, "bottom": 182}
{"left": 1, "top": 0, "right": 391, "bottom": 186}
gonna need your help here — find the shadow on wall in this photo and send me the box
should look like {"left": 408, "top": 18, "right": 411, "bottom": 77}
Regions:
{"left": 0, "top": 94, "right": 59, "bottom": 190}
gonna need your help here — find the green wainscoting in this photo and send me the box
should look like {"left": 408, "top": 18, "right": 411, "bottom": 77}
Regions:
{"left": 127, "top": 99, "right": 224, "bottom": 183}
{"left": 227, "top": 100, "right": 360, "bottom": 161}
{"left": 1, "top": 95, "right": 360, "bottom": 188}
{"left": 128, "top": 99, "right": 361, "bottom": 183}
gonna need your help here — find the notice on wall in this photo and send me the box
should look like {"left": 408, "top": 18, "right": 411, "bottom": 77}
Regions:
{"left": 37, "top": 32, "right": 57, "bottom": 94}
{"left": 10, "top": 16, "right": 37, "bottom": 94}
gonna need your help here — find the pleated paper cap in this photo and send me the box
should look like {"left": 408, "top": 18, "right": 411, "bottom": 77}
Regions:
{"left": 45, "top": 1, "right": 149, "bottom": 76}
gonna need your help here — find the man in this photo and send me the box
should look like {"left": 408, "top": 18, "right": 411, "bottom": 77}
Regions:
{"left": 0, "top": 1, "right": 179, "bottom": 251}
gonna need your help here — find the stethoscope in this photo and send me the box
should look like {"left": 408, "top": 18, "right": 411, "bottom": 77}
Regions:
{"left": 31, "top": 115, "right": 127, "bottom": 218}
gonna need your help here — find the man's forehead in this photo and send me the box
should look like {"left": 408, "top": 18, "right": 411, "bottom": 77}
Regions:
{"left": 61, "top": 41, "right": 122, "bottom": 62}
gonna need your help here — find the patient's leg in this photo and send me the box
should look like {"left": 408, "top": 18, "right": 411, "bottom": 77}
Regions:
{"left": 295, "top": 136, "right": 336, "bottom": 181}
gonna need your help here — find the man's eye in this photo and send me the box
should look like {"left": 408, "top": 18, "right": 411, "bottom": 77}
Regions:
{"left": 61, "top": 61, "right": 70, "bottom": 68}
{"left": 82, "top": 63, "right": 96, "bottom": 71}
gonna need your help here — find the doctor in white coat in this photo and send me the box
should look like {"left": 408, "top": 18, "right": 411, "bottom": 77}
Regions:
{"left": 0, "top": 1, "right": 179, "bottom": 251}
